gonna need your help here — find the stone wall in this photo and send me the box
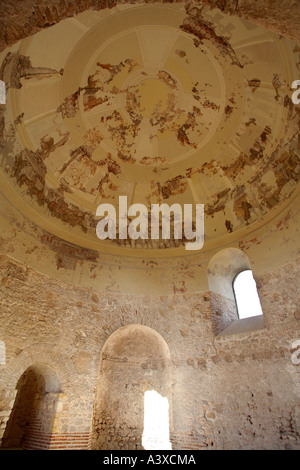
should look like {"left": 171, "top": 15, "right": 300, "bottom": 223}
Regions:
{"left": 0, "top": 0, "right": 299, "bottom": 452}
{"left": 0, "top": 252, "right": 299, "bottom": 450}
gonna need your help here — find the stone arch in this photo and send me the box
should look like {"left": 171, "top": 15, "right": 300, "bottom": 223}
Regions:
{"left": 0, "top": 344, "right": 78, "bottom": 449}
{"left": 0, "top": 343, "right": 77, "bottom": 391}
{"left": 91, "top": 324, "right": 172, "bottom": 450}
{"left": 1, "top": 362, "right": 61, "bottom": 449}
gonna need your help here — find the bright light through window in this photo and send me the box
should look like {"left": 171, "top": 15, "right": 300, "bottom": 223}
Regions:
{"left": 142, "top": 390, "right": 172, "bottom": 450}
{"left": 233, "top": 270, "right": 263, "bottom": 319}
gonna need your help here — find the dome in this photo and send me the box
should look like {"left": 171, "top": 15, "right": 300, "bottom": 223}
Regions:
{"left": 0, "top": 3, "right": 299, "bottom": 259}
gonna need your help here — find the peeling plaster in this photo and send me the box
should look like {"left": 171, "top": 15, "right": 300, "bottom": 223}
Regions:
{"left": 0, "top": 5, "right": 299, "bottom": 252}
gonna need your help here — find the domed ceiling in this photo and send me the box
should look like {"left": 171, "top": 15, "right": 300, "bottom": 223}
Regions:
{"left": 0, "top": 3, "right": 299, "bottom": 257}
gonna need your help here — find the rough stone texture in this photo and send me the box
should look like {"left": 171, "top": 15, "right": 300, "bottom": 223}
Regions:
{"left": 0, "top": 0, "right": 300, "bottom": 54}
{"left": 0, "top": 0, "right": 299, "bottom": 451}
{"left": 0, "top": 253, "right": 299, "bottom": 450}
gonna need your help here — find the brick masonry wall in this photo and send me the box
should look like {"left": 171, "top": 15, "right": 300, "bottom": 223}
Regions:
{"left": 24, "top": 419, "right": 90, "bottom": 450}
{"left": 0, "top": 253, "right": 299, "bottom": 450}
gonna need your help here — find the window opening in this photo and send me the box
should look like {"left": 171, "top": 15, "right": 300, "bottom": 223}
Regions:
{"left": 233, "top": 270, "right": 263, "bottom": 319}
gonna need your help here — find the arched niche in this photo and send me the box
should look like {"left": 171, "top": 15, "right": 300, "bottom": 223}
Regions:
{"left": 91, "top": 324, "right": 172, "bottom": 450}
{"left": 208, "top": 248, "right": 251, "bottom": 334}
{"left": 1, "top": 363, "right": 61, "bottom": 449}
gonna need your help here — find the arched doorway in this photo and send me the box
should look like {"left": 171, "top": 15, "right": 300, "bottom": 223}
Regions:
{"left": 1, "top": 363, "right": 61, "bottom": 449}
{"left": 91, "top": 324, "right": 172, "bottom": 450}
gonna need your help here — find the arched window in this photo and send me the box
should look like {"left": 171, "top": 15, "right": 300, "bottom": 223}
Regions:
{"left": 233, "top": 270, "right": 263, "bottom": 319}
{"left": 208, "top": 247, "right": 264, "bottom": 335}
